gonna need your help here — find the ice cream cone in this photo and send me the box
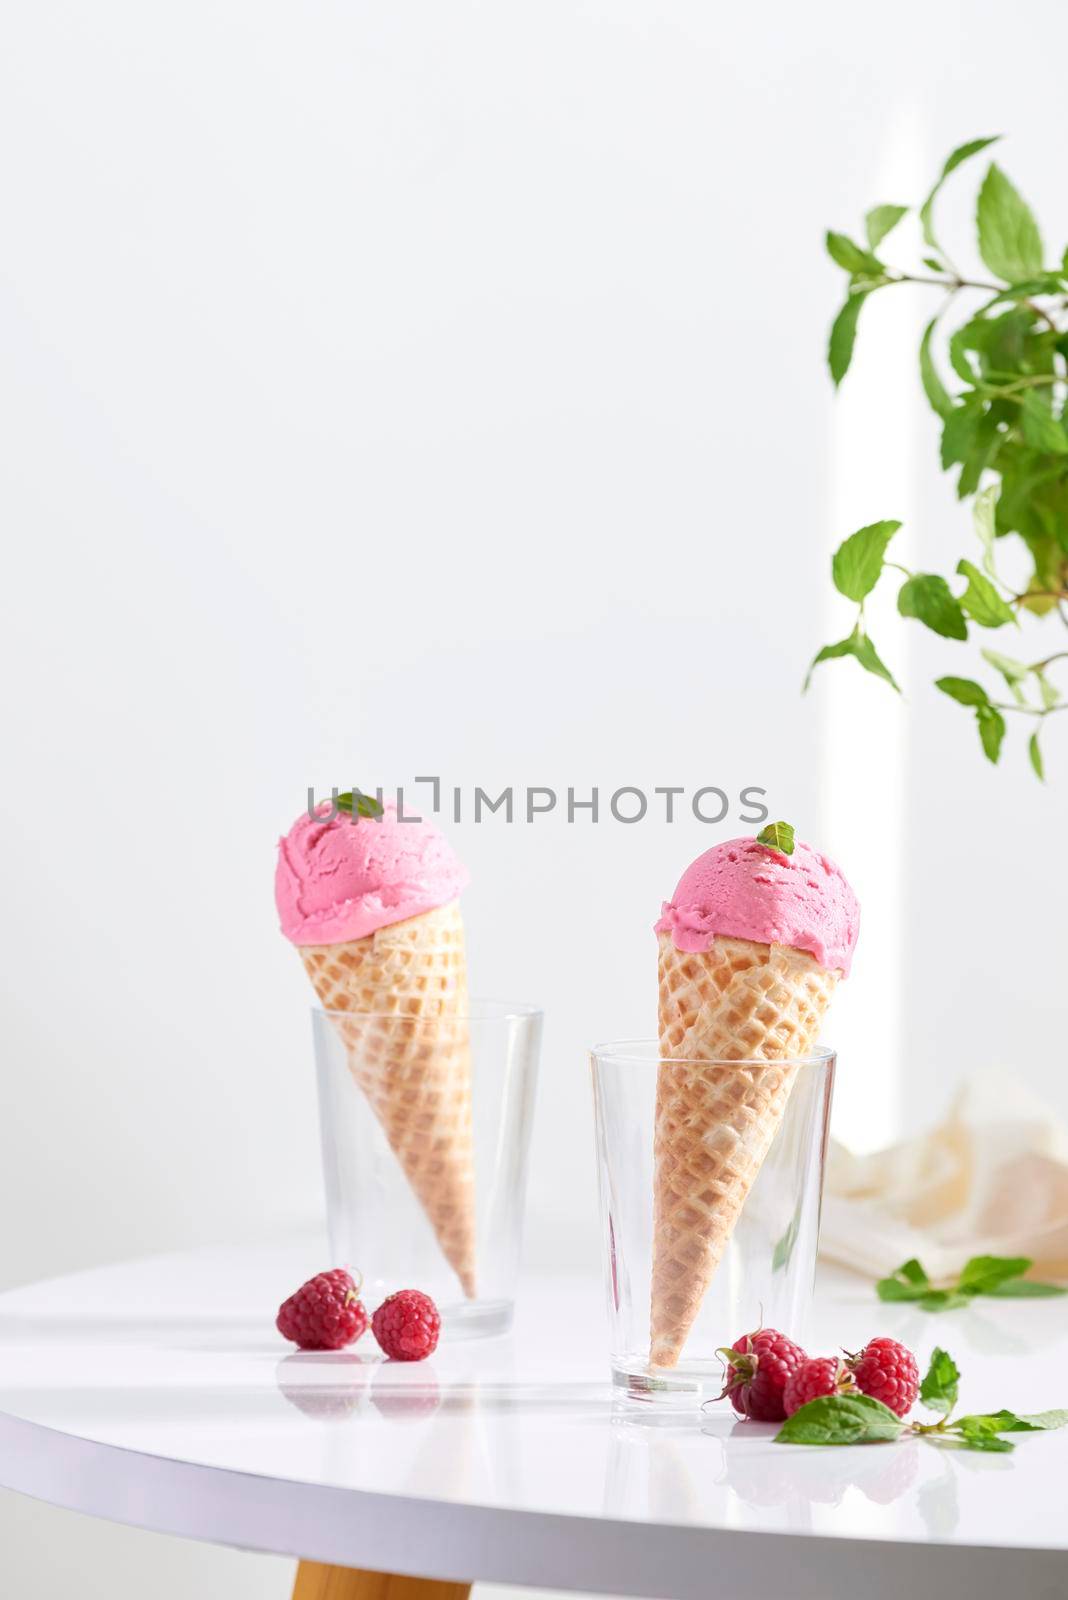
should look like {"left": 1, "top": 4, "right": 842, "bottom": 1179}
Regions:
{"left": 299, "top": 900, "right": 477, "bottom": 1299}
{"left": 651, "top": 925, "right": 841, "bottom": 1368}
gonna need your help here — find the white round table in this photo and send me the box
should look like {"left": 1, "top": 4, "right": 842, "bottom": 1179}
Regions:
{"left": 0, "top": 1243, "right": 1065, "bottom": 1600}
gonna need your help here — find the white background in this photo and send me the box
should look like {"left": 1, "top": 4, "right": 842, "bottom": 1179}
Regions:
{"left": 2, "top": 2, "right": 1066, "bottom": 1595}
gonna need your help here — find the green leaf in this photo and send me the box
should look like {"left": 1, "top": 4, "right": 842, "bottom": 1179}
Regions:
{"left": 805, "top": 628, "right": 901, "bottom": 693}
{"left": 334, "top": 790, "right": 385, "bottom": 820}
{"left": 826, "top": 230, "right": 885, "bottom": 276}
{"left": 1029, "top": 731, "right": 1045, "bottom": 781}
{"left": 941, "top": 405, "right": 980, "bottom": 469}
{"left": 956, "top": 1410, "right": 1029, "bottom": 1436}
{"left": 920, "top": 135, "right": 1001, "bottom": 249}
{"left": 756, "top": 821, "right": 795, "bottom": 856}
{"left": 973, "top": 483, "right": 999, "bottom": 576}
{"left": 948, "top": 326, "right": 979, "bottom": 384}
{"left": 1036, "top": 669, "right": 1062, "bottom": 709}
{"left": 866, "top": 204, "right": 908, "bottom": 249}
{"left": 956, "top": 559, "right": 1015, "bottom": 627}
{"left": 775, "top": 1393, "right": 903, "bottom": 1446}
{"left": 957, "top": 1254, "right": 1033, "bottom": 1294}
{"left": 959, "top": 1433, "right": 1015, "bottom": 1453}
{"left": 918, "top": 1291, "right": 974, "bottom": 1312}
{"left": 831, "top": 519, "right": 902, "bottom": 601}
{"left": 829, "top": 290, "right": 867, "bottom": 386}
{"left": 923, "top": 255, "right": 946, "bottom": 272}
{"left": 986, "top": 1275, "right": 1066, "bottom": 1297}
{"left": 1016, "top": 1409, "right": 1068, "bottom": 1429}
{"left": 936, "top": 676, "right": 990, "bottom": 707}
{"left": 919, "top": 318, "right": 955, "bottom": 419}
{"left": 920, "top": 1348, "right": 960, "bottom": 1416}
{"left": 981, "top": 646, "right": 1028, "bottom": 700}
{"left": 875, "top": 1258, "right": 931, "bottom": 1301}
{"left": 957, "top": 409, "right": 1002, "bottom": 499}
{"left": 977, "top": 163, "right": 1044, "bottom": 283}
{"left": 977, "top": 702, "right": 1007, "bottom": 763}
{"left": 1019, "top": 389, "right": 1068, "bottom": 453}
{"left": 898, "top": 574, "right": 968, "bottom": 639}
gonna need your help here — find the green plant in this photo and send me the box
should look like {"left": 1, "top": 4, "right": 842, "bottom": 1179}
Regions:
{"left": 810, "top": 136, "right": 1068, "bottom": 776}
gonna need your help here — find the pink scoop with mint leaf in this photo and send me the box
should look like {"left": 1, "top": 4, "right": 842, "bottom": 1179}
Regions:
{"left": 276, "top": 795, "right": 477, "bottom": 1298}
{"left": 650, "top": 821, "right": 859, "bottom": 1368}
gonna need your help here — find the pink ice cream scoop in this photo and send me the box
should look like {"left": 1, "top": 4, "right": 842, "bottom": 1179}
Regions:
{"left": 275, "top": 800, "right": 470, "bottom": 945}
{"left": 655, "top": 835, "right": 859, "bottom": 977}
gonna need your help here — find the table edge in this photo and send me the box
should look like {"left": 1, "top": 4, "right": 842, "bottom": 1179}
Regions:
{"left": 1, "top": 1409, "right": 1065, "bottom": 1599}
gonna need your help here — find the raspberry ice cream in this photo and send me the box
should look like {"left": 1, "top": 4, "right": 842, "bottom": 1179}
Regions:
{"left": 654, "top": 836, "right": 859, "bottom": 977}
{"left": 275, "top": 800, "right": 470, "bottom": 946}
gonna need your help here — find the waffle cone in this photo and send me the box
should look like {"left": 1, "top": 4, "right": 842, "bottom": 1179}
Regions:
{"left": 650, "top": 933, "right": 837, "bottom": 1367}
{"left": 299, "top": 900, "right": 476, "bottom": 1298}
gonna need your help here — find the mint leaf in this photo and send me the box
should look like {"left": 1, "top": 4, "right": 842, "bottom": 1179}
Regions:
{"left": 335, "top": 790, "right": 385, "bottom": 820}
{"left": 941, "top": 404, "right": 980, "bottom": 470}
{"left": 898, "top": 574, "right": 968, "bottom": 639}
{"left": 1029, "top": 731, "right": 1045, "bottom": 781}
{"left": 977, "top": 703, "right": 1007, "bottom": 763}
{"left": 1036, "top": 670, "right": 1061, "bottom": 710}
{"left": 949, "top": 326, "right": 979, "bottom": 384}
{"left": 977, "top": 163, "right": 1044, "bottom": 283}
{"left": 805, "top": 628, "right": 901, "bottom": 693}
{"left": 775, "top": 1393, "right": 903, "bottom": 1446}
{"left": 866, "top": 204, "right": 908, "bottom": 249}
{"left": 981, "top": 647, "right": 1028, "bottom": 702}
{"left": 756, "top": 821, "right": 795, "bottom": 856}
{"left": 826, "top": 231, "right": 884, "bottom": 276}
{"left": 919, "top": 1291, "right": 973, "bottom": 1312}
{"left": 956, "top": 1409, "right": 1068, "bottom": 1436}
{"left": 876, "top": 1258, "right": 930, "bottom": 1301}
{"left": 973, "top": 484, "right": 999, "bottom": 578}
{"left": 920, "top": 1348, "right": 960, "bottom": 1416}
{"left": 957, "top": 1254, "right": 1032, "bottom": 1294}
{"left": 956, "top": 1410, "right": 1026, "bottom": 1436}
{"left": 1016, "top": 1409, "right": 1068, "bottom": 1429}
{"left": 959, "top": 1433, "right": 1015, "bottom": 1453}
{"left": 919, "top": 318, "right": 955, "bottom": 419}
{"left": 832, "top": 519, "right": 902, "bottom": 601}
{"left": 1019, "top": 389, "right": 1068, "bottom": 454}
{"left": 985, "top": 1276, "right": 1065, "bottom": 1298}
{"left": 936, "top": 676, "right": 990, "bottom": 707}
{"left": 920, "top": 135, "right": 1001, "bottom": 249}
{"left": 956, "top": 560, "right": 1015, "bottom": 627}
{"left": 829, "top": 289, "right": 868, "bottom": 386}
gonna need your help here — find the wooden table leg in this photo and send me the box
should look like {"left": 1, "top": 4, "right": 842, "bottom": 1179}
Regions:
{"left": 292, "top": 1563, "right": 471, "bottom": 1600}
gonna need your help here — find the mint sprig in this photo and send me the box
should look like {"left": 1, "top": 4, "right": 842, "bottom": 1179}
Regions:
{"left": 776, "top": 1346, "right": 1068, "bottom": 1453}
{"left": 755, "top": 821, "right": 795, "bottom": 856}
{"left": 876, "top": 1253, "right": 1065, "bottom": 1311}
{"left": 814, "top": 136, "right": 1068, "bottom": 779}
{"left": 335, "top": 790, "right": 384, "bottom": 822}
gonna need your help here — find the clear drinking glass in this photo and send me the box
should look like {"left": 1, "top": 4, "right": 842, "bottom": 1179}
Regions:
{"left": 590, "top": 1042, "right": 835, "bottom": 1405}
{"left": 314, "top": 1000, "right": 541, "bottom": 1339}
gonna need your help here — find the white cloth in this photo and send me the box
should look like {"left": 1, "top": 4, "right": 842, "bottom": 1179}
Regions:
{"left": 820, "top": 1072, "right": 1068, "bottom": 1281}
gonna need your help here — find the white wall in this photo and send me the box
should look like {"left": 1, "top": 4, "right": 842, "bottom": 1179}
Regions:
{"left": 2, "top": 3, "right": 1066, "bottom": 1595}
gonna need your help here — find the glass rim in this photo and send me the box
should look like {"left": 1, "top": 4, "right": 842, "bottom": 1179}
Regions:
{"left": 590, "top": 1038, "right": 835, "bottom": 1068}
{"left": 313, "top": 996, "right": 542, "bottom": 1024}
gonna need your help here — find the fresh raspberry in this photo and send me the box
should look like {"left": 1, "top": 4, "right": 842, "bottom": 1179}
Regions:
{"left": 276, "top": 1268, "right": 368, "bottom": 1351}
{"left": 848, "top": 1337, "right": 919, "bottom": 1417}
{"left": 372, "top": 1290, "right": 441, "bottom": 1361}
{"left": 783, "top": 1355, "right": 851, "bottom": 1416}
{"left": 719, "top": 1329, "right": 807, "bottom": 1421}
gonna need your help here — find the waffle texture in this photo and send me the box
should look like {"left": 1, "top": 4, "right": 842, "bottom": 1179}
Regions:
{"left": 651, "top": 932, "right": 837, "bottom": 1367}
{"left": 300, "top": 900, "right": 476, "bottom": 1298}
